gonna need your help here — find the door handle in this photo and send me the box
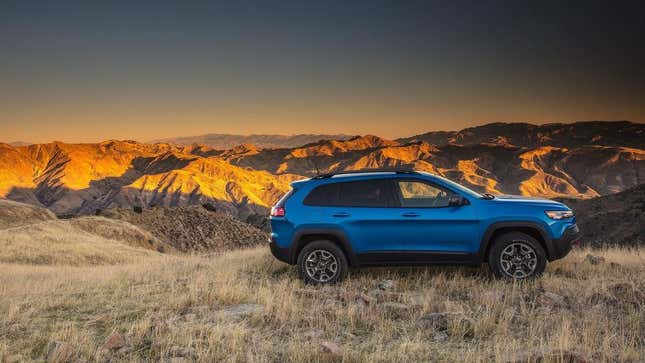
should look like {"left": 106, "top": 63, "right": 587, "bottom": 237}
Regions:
{"left": 402, "top": 212, "right": 420, "bottom": 217}
{"left": 332, "top": 212, "right": 350, "bottom": 218}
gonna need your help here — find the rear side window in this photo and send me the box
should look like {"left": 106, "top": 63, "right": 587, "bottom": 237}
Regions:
{"left": 303, "top": 183, "right": 339, "bottom": 206}
{"left": 304, "top": 179, "right": 395, "bottom": 207}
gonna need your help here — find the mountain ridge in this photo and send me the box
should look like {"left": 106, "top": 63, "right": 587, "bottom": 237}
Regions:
{"left": 149, "top": 133, "right": 355, "bottom": 149}
{"left": 1, "top": 121, "right": 643, "bottom": 218}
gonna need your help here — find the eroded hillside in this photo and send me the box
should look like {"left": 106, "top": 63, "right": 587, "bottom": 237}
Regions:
{"left": 1, "top": 121, "right": 644, "bottom": 217}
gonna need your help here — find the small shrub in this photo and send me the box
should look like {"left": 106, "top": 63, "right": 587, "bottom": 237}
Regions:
{"left": 202, "top": 203, "right": 217, "bottom": 213}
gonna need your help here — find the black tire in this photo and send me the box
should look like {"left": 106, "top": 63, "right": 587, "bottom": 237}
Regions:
{"left": 297, "top": 240, "right": 349, "bottom": 285}
{"left": 488, "top": 232, "right": 547, "bottom": 280}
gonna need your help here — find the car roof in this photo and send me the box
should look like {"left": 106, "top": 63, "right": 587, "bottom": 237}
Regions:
{"left": 290, "top": 170, "right": 432, "bottom": 188}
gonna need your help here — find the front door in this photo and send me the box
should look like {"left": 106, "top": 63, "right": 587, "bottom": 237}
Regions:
{"left": 391, "top": 178, "right": 479, "bottom": 255}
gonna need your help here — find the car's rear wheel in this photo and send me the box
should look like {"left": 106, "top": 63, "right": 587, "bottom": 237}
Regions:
{"left": 488, "top": 232, "right": 547, "bottom": 280}
{"left": 297, "top": 240, "right": 348, "bottom": 284}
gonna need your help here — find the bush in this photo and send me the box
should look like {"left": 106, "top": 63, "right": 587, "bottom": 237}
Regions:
{"left": 202, "top": 203, "right": 217, "bottom": 212}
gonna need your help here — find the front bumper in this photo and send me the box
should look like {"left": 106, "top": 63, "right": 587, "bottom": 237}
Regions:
{"left": 269, "top": 239, "right": 291, "bottom": 264}
{"left": 549, "top": 224, "right": 580, "bottom": 261}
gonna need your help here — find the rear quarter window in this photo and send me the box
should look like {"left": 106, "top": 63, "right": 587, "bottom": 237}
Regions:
{"left": 303, "top": 183, "right": 339, "bottom": 206}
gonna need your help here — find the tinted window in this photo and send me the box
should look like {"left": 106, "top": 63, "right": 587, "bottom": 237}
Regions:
{"left": 337, "top": 180, "right": 393, "bottom": 207}
{"left": 396, "top": 180, "right": 453, "bottom": 208}
{"left": 303, "top": 183, "right": 339, "bottom": 206}
{"left": 303, "top": 179, "right": 394, "bottom": 207}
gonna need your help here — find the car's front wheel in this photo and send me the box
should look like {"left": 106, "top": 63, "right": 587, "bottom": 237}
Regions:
{"left": 297, "top": 240, "right": 348, "bottom": 284}
{"left": 488, "top": 232, "right": 547, "bottom": 280}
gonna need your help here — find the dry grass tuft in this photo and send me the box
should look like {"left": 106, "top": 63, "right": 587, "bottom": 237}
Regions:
{"left": 0, "top": 246, "right": 643, "bottom": 362}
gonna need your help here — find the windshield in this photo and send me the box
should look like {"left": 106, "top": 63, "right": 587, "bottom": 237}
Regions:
{"left": 421, "top": 173, "right": 485, "bottom": 199}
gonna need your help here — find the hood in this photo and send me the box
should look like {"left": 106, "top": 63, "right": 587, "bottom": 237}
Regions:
{"left": 490, "top": 194, "right": 569, "bottom": 209}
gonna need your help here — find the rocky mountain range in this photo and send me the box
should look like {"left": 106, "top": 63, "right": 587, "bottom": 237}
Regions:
{"left": 0, "top": 121, "right": 643, "bottom": 220}
{"left": 149, "top": 133, "right": 353, "bottom": 149}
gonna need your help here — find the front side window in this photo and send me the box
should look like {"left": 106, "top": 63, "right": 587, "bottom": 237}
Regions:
{"left": 396, "top": 180, "right": 453, "bottom": 208}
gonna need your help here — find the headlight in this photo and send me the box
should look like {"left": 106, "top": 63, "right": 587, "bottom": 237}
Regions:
{"left": 545, "top": 210, "right": 574, "bottom": 220}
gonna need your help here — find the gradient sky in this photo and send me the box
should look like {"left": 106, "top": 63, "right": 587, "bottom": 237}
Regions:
{"left": 1, "top": 1, "right": 644, "bottom": 143}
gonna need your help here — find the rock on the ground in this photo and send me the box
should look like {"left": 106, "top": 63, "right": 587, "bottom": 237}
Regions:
{"left": 433, "top": 331, "right": 449, "bottom": 342}
{"left": 321, "top": 341, "right": 342, "bottom": 357}
{"left": 101, "top": 332, "right": 126, "bottom": 351}
{"left": 584, "top": 254, "right": 605, "bottom": 265}
{"left": 536, "top": 291, "right": 566, "bottom": 308}
{"left": 417, "top": 313, "right": 454, "bottom": 331}
{"left": 221, "top": 303, "right": 264, "bottom": 317}
{"left": 377, "top": 280, "right": 395, "bottom": 291}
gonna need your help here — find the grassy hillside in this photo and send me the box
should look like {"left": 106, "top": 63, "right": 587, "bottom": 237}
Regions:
{"left": 0, "top": 219, "right": 167, "bottom": 266}
{"left": 1, "top": 247, "right": 643, "bottom": 362}
{"left": 0, "top": 200, "right": 171, "bottom": 265}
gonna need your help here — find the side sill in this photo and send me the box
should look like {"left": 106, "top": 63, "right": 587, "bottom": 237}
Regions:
{"left": 356, "top": 251, "right": 482, "bottom": 267}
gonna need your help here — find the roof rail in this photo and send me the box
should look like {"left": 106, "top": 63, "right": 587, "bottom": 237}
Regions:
{"left": 312, "top": 168, "right": 417, "bottom": 179}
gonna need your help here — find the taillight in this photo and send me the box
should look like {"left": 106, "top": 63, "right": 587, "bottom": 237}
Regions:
{"left": 270, "top": 206, "right": 285, "bottom": 217}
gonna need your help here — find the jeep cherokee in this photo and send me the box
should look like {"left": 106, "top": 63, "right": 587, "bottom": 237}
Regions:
{"left": 269, "top": 169, "right": 580, "bottom": 284}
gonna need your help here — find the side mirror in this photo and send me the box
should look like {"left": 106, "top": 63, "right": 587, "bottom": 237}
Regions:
{"left": 448, "top": 194, "right": 468, "bottom": 207}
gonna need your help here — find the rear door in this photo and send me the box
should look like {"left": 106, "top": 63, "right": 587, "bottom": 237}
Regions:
{"left": 391, "top": 178, "right": 479, "bottom": 254}
{"left": 304, "top": 179, "right": 402, "bottom": 253}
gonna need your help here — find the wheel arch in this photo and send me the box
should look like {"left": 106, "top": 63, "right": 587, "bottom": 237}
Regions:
{"left": 290, "top": 229, "right": 358, "bottom": 266}
{"left": 480, "top": 222, "right": 554, "bottom": 261}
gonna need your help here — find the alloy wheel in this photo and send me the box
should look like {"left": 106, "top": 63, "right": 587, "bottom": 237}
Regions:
{"left": 499, "top": 241, "right": 538, "bottom": 279}
{"left": 304, "top": 249, "right": 339, "bottom": 283}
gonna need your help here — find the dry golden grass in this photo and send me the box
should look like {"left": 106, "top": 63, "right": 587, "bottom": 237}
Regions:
{"left": 0, "top": 199, "right": 56, "bottom": 230}
{"left": 0, "top": 246, "right": 643, "bottom": 362}
{"left": 0, "top": 219, "right": 165, "bottom": 265}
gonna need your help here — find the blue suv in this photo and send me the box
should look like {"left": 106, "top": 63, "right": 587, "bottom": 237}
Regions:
{"left": 269, "top": 169, "right": 580, "bottom": 284}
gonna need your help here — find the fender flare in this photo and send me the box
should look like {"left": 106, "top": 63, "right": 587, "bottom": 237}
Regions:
{"left": 478, "top": 221, "right": 554, "bottom": 259}
{"left": 290, "top": 228, "right": 359, "bottom": 266}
